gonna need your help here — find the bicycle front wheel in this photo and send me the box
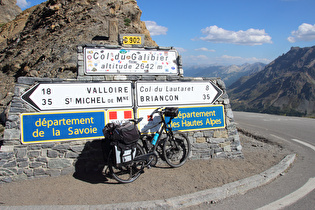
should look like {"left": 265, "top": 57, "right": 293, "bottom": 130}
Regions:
{"left": 163, "top": 133, "right": 191, "bottom": 168}
{"left": 108, "top": 143, "right": 145, "bottom": 183}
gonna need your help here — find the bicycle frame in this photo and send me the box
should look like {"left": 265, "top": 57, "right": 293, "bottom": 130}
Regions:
{"left": 140, "top": 108, "right": 175, "bottom": 153}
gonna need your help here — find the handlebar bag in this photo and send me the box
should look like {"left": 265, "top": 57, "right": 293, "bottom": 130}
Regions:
{"left": 164, "top": 107, "right": 179, "bottom": 118}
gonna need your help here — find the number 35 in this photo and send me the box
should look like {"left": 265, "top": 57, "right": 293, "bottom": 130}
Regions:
{"left": 42, "top": 99, "right": 52, "bottom": 105}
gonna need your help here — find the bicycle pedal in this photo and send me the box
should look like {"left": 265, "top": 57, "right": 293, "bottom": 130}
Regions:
{"left": 147, "top": 165, "right": 151, "bottom": 169}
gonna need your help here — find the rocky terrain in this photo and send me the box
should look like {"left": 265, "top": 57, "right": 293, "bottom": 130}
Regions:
{"left": 0, "top": 0, "right": 21, "bottom": 25}
{"left": 0, "top": 0, "right": 157, "bottom": 123}
{"left": 228, "top": 46, "right": 315, "bottom": 117}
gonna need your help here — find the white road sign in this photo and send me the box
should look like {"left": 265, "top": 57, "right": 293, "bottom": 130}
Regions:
{"left": 136, "top": 81, "right": 223, "bottom": 107}
{"left": 21, "top": 82, "right": 133, "bottom": 111}
{"left": 84, "top": 47, "right": 179, "bottom": 75}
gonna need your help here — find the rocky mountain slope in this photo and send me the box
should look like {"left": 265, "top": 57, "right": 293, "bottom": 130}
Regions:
{"left": 0, "top": 0, "right": 21, "bottom": 24}
{"left": 184, "top": 63, "right": 266, "bottom": 86}
{"left": 228, "top": 46, "right": 315, "bottom": 117}
{"left": 0, "top": 6, "right": 36, "bottom": 44}
{"left": 0, "top": 0, "right": 157, "bottom": 119}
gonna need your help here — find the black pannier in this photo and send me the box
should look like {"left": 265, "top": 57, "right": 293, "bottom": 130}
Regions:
{"left": 113, "top": 122, "right": 140, "bottom": 145}
{"left": 103, "top": 122, "right": 140, "bottom": 164}
{"left": 103, "top": 122, "right": 140, "bottom": 146}
{"left": 164, "top": 107, "right": 179, "bottom": 118}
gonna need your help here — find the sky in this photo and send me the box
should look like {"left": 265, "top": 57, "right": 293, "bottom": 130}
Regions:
{"left": 17, "top": 0, "right": 315, "bottom": 67}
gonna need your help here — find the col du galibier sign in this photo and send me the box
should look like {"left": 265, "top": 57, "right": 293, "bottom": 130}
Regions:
{"left": 84, "top": 47, "right": 179, "bottom": 75}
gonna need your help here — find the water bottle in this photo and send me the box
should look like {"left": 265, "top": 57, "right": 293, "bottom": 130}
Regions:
{"left": 151, "top": 133, "right": 159, "bottom": 145}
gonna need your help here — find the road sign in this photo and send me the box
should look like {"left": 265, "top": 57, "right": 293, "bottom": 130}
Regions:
{"left": 119, "top": 34, "right": 145, "bottom": 47}
{"left": 135, "top": 81, "right": 223, "bottom": 107}
{"left": 170, "top": 105, "right": 225, "bottom": 131}
{"left": 123, "top": 36, "right": 141, "bottom": 45}
{"left": 136, "top": 105, "right": 225, "bottom": 133}
{"left": 84, "top": 47, "right": 179, "bottom": 75}
{"left": 21, "top": 82, "right": 133, "bottom": 111}
{"left": 20, "top": 110, "right": 106, "bottom": 144}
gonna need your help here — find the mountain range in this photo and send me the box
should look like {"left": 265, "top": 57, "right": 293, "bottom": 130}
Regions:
{"left": 228, "top": 46, "right": 315, "bottom": 117}
{"left": 184, "top": 63, "right": 266, "bottom": 87}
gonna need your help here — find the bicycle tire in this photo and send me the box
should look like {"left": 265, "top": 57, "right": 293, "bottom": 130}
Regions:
{"left": 108, "top": 143, "right": 145, "bottom": 183}
{"left": 163, "top": 133, "right": 191, "bottom": 168}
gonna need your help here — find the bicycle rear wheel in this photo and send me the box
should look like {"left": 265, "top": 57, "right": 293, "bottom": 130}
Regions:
{"left": 108, "top": 143, "right": 145, "bottom": 183}
{"left": 163, "top": 133, "right": 191, "bottom": 168}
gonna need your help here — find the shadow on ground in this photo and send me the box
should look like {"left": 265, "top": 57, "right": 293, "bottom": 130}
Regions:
{"left": 73, "top": 139, "right": 110, "bottom": 184}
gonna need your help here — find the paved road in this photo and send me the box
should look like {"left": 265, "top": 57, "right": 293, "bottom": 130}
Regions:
{"left": 205, "top": 111, "right": 315, "bottom": 210}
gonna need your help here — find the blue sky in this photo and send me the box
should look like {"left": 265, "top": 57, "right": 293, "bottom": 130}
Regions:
{"left": 17, "top": 0, "right": 315, "bottom": 67}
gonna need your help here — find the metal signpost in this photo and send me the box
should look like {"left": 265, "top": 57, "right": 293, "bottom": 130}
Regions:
{"left": 21, "top": 82, "right": 133, "bottom": 111}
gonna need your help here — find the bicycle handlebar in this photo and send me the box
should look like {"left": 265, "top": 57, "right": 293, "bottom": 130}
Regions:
{"left": 149, "top": 106, "right": 164, "bottom": 120}
{"left": 128, "top": 117, "right": 143, "bottom": 124}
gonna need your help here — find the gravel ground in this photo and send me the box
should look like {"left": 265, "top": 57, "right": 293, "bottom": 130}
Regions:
{"left": 0, "top": 132, "right": 291, "bottom": 206}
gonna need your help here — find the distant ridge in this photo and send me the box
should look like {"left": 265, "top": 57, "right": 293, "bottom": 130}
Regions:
{"left": 228, "top": 46, "right": 315, "bottom": 117}
{"left": 184, "top": 63, "right": 266, "bottom": 87}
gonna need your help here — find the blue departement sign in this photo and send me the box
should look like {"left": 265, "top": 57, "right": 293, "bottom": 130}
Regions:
{"left": 170, "top": 105, "right": 225, "bottom": 131}
{"left": 20, "top": 110, "right": 106, "bottom": 144}
{"left": 137, "top": 105, "right": 225, "bottom": 133}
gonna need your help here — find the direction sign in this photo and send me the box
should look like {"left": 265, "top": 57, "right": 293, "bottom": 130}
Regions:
{"left": 135, "top": 81, "right": 223, "bottom": 107}
{"left": 21, "top": 82, "right": 133, "bottom": 111}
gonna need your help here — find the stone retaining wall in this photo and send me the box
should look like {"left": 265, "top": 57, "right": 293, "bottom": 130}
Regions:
{"left": 0, "top": 73, "right": 242, "bottom": 184}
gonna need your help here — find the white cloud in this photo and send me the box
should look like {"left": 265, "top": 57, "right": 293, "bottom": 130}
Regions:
{"left": 174, "top": 47, "right": 187, "bottom": 53}
{"left": 220, "top": 55, "right": 271, "bottom": 63}
{"left": 144, "top": 21, "right": 168, "bottom": 36}
{"left": 199, "top": 25, "right": 272, "bottom": 46}
{"left": 288, "top": 23, "right": 315, "bottom": 43}
{"left": 195, "top": 47, "right": 216, "bottom": 52}
{"left": 16, "top": 0, "right": 30, "bottom": 9}
{"left": 188, "top": 55, "right": 209, "bottom": 60}
{"left": 184, "top": 54, "right": 270, "bottom": 66}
